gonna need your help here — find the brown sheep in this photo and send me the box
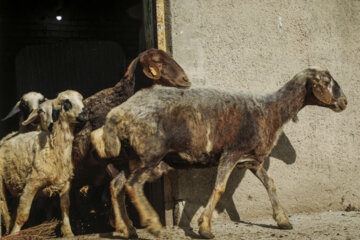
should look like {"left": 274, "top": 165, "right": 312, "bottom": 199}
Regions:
{"left": 70, "top": 48, "right": 190, "bottom": 236}
{"left": 72, "top": 48, "right": 190, "bottom": 178}
{"left": 91, "top": 67, "right": 347, "bottom": 239}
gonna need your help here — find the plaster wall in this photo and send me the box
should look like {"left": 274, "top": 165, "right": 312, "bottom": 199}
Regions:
{"left": 167, "top": 0, "right": 360, "bottom": 227}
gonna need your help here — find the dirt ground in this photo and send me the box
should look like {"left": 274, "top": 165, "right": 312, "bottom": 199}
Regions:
{"left": 61, "top": 211, "right": 360, "bottom": 240}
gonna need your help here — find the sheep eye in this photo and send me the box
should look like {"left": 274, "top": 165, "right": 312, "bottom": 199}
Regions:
{"left": 19, "top": 99, "right": 29, "bottom": 112}
{"left": 63, "top": 99, "right": 72, "bottom": 111}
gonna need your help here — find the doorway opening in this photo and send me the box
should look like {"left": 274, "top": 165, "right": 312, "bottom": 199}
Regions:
{"left": 0, "top": 0, "right": 164, "bottom": 235}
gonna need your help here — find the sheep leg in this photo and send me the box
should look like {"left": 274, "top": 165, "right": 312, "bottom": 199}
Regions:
{"left": 198, "top": 152, "right": 241, "bottom": 239}
{"left": 11, "top": 182, "right": 41, "bottom": 234}
{"left": 1, "top": 182, "right": 11, "bottom": 234}
{"left": 119, "top": 189, "right": 138, "bottom": 237}
{"left": 251, "top": 166, "right": 293, "bottom": 229}
{"left": 109, "top": 169, "right": 127, "bottom": 235}
{"left": 59, "top": 182, "right": 74, "bottom": 237}
{"left": 109, "top": 170, "right": 137, "bottom": 238}
{"left": 125, "top": 167, "right": 162, "bottom": 237}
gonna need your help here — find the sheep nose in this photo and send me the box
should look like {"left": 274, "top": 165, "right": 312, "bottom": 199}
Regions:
{"left": 183, "top": 75, "right": 190, "bottom": 82}
{"left": 340, "top": 95, "right": 347, "bottom": 106}
{"left": 337, "top": 97, "right": 347, "bottom": 111}
{"left": 48, "top": 122, "right": 53, "bottom": 132}
{"left": 76, "top": 109, "right": 88, "bottom": 123}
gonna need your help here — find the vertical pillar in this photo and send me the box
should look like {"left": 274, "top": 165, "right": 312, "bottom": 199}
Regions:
{"left": 156, "top": 0, "right": 167, "bottom": 51}
{"left": 143, "top": 0, "right": 173, "bottom": 226}
{"left": 142, "top": 0, "right": 155, "bottom": 50}
{"left": 156, "top": 0, "right": 174, "bottom": 227}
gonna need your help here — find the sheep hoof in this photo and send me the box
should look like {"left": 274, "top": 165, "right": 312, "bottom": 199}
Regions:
{"left": 129, "top": 231, "right": 138, "bottom": 239}
{"left": 118, "top": 226, "right": 138, "bottom": 239}
{"left": 147, "top": 225, "right": 161, "bottom": 237}
{"left": 113, "top": 229, "right": 137, "bottom": 239}
{"left": 115, "top": 224, "right": 138, "bottom": 239}
{"left": 199, "top": 229, "right": 215, "bottom": 239}
{"left": 144, "top": 217, "right": 162, "bottom": 237}
{"left": 62, "top": 232, "right": 74, "bottom": 237}
{"left": 278, "top": 221, "right": 293, "bottom": 230}
{"left": 61, "top": 226, "right": 74, "bottom": 237}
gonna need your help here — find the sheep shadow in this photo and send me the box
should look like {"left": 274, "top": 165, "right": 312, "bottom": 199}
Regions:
{"left": 176, "top": 132, "right": 296, "bottom": 238}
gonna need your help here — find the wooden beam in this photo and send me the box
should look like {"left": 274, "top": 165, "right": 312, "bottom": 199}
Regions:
{"left": 156, "top": 0, "right": 167, "bottom": 51}
{"left": 143, "top": 0, "right": 155, "bottom": 49}
{"left": 155, "top": 0, "right": 174, "bottom": 227}
{"left": 143, "top": 0, "right": 173, "bottom": 227}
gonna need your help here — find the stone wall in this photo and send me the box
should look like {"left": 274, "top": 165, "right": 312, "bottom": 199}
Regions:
{"left": 167, "top": 0, "right": 360, "bottom": 227}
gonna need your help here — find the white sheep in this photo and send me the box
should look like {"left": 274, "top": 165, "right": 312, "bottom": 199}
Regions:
{"left": 0, "top": 90, "right": 87, "bottom": 237}
{"left": 0, "top": 92, "right": 46, "bottom": 148}
{"left": 2, "top": 91, "right": 46, "bottom": 132}
{"left": 1, "top": 92, "right": 46, "bottom": 233}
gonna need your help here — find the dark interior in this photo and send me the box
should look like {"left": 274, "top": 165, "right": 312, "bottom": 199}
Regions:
{"left": 0, "top": 0, "right": 163, "bottom": 236}
{"left": 0, "top": 0, "right": 143, "bottom": 137}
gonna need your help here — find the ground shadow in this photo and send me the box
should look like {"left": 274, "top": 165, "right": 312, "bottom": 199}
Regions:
{"left": 98, "top": 232, "right": 149, "bottom": 240}
{"left": 177, "top": 132, "right": 296, "bottom": 238}
{"left": 238, "top": 220, "right": 281, "bottom": 229}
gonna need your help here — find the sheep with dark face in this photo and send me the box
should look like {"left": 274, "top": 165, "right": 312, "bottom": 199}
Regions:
{"left": 0, "top": 92, "right": 46, "bottom": 235}
{"left": 91, "top": 67, "right": 347, "bottom": 239}
{"left": 0, "top": 90, "right": 87, "bottom": 237}
{"left": 0, "top": 92, "right": 46, "bottom": 148}
{"left": 2, "top": 92, "right": 46, "bottom": 132}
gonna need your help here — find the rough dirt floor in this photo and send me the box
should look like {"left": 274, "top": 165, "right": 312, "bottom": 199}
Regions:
{"left": 61, "top": 211, "right": 360, "bottom": 240}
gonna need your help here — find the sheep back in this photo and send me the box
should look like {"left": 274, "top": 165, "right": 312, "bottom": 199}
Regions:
{"left": 103, "top": 87, "right": 262, "bottom": 164}
{"left": 0, "top": 131, "right": 72, "bottom": 197}
{"left": 72, "top": 75, "right": 134, "bottom": 166}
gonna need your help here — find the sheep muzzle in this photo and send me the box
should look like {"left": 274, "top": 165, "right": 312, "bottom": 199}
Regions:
{"left": 76, "top": 109, "right": 88, "bottom": 123}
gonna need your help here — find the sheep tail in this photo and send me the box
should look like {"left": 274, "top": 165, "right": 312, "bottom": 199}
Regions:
{"left": 103, "top": 122, "right": 121, "bottom": 157}
{"left": 91, "top": 125, "right": 121, "bottom": 158}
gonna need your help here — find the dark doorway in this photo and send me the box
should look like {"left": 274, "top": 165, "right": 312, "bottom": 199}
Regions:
{"left": 0, "top": 0, "right": 163, "bottom": 236}
{"left": 0, "top": 0, "right": 144, "bottom": 136}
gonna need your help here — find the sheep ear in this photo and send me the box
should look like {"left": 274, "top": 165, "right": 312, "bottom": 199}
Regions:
{"left": 141, "top": 57, "right": 161, "bottom": 80}
{"left": 2, "top": 101, "right": 21, "bottom": 121}
{"left": 22, "top": 109, "right": 40, "bottom": 126}
{"left": 312, "top": 83, "right": 332, "bottom": 104}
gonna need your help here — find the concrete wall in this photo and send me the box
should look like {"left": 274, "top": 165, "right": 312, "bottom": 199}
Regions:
{"left": 167, "top": 0, "right": 360, "bottom": 227}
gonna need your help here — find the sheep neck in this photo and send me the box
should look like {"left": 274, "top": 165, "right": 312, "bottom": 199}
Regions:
{"left": 113, "top": 58, "right": 139, "bottom": 95}
{"left": 114, "top": 61, "right": 153, "bottom": 93}
{"left": 45, "top": 117, "right": 75, "bottom": 185}
{"left": 264, "top": 75, "right": 308, "bottom": 130}
{"left": 50, "top": 117, "right": 74, "bottom": 151}
{"left": 113, "top": 75, "right": 134, "bottom": 95}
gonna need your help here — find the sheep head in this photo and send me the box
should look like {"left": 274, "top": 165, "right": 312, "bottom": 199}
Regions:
{"left": 305, "top": 67, "right": 347, "bottom": 112}
{"left": 2, "top": 92, "right": 45, "bottom": 121}
{"left": 54, "top": 90, "right": 88, "bottom": 124}
{"left": 22, "top": 99, "right": 56, "bottom": 132}
{"left": 129, "top": 48, "right": 191, "bottom": 90}
{"left": 22, "top": 90, "right": 88, "bottom": 132}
